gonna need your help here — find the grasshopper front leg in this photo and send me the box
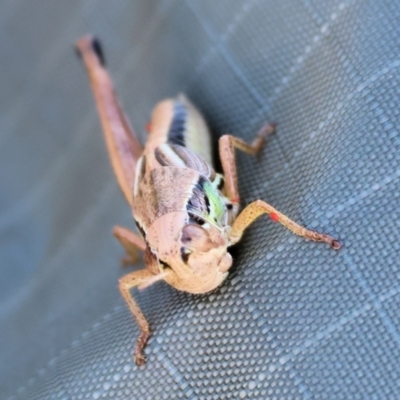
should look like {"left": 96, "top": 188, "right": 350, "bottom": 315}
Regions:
{"left": 219, "top": 123, "right": 276, "bottom": 215}
{"left": 119, "top": 269, "right": 157, "bottom": 366}
{"left": 219, "top": 126, "right": 341, "bottom": 249}
{"left": 114, "top": 230, "right": 169, "bottom": 365}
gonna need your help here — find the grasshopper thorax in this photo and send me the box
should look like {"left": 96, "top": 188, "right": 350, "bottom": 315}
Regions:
{"left": 132, "top": 139, "right": 236, "bottom": 293}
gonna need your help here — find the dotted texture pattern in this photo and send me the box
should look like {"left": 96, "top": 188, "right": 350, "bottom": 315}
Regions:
{"left": 1, "top": 1, "right": 400, "bottom": 399}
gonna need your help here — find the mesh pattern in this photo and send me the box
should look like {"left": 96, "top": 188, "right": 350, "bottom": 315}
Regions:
{"left": 1, "top": 0, "right": 400, "bottom": 399}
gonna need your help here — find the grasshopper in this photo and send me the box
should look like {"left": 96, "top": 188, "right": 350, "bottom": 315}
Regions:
{"left": 75, "top": 36, "right": 341, "bottom": 366}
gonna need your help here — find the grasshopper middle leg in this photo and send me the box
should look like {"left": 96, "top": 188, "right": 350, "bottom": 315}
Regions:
{"left": 114, "top": 226, "right": 146, "bottom": 266}
{"left": 119, "top": 269, "right": 156, "bottom": 366}
{"left": 230, "top": 200, "right": 341, "bottom": 249}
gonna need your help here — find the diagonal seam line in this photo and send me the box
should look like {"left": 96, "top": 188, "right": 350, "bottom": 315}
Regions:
{"left": 1, "top": 0, "right": 360, "bottom": 232}
{"left": 8, "top": 183, "right": 400, "bottom": 398}
{"left": 153, "top": 342, "right": 199, "bottom": 400}
{"left": 244, "top": 302, "right": 373, "bottom": 392}
{"left": 275, "top": 302, "right": 373, "bottom": 370}
{"left": 317, "top": 212, "right": 400, "bottom": 349}
{"left": 4, "top": 0, "right": 398, "bottom": 394}
{"left": 248, "top": 283, "right": 400, "bottom": 392}
{"left": 250, "top": 58, "right": 400, "bottom": 201}
{"left": 184, "top": 0, "right": 354, "bottom": 135}
{"left": 6, "top": 304, "right": 125, "bottom": 400}
{"left": 247, "top": 0, "right": 355, "bottom": 131}
{"left": 185, "top": 0, "right": 266, "bottom": 107}
{"left": 342, "top": 252, "right": 400, "bottom": 348}
{"left": 226, "top": 172, "right": 400, "bottom": 387}
{"left": 241, "top": 171, "right": 399, "bottom": 287}
{"left": 234, "top": 169, "right": 400, "bottom": 358}
{"left": 322, "top": 168, "right": 400, "bottom": 220}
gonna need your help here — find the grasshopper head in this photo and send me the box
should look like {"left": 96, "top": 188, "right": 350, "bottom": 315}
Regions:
{"left": 146, "top": 212, "right": 232, "bottom": 294}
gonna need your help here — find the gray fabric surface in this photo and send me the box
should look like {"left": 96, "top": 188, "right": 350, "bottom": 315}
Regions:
{"left": 1, "top": 0, "right": 400, "bottom": 399}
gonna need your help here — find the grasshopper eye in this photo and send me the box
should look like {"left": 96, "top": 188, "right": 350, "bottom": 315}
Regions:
{"left": 180, "top": 247, "right": 192, "bottom": 263}
{"left": 189, "top": 214, "right": 206, "bottom": 226}
{"left": 181, "top": 224, "right": 214, "bottom": 252}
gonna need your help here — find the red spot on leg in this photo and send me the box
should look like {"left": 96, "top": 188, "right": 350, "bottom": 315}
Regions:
{"left": 145, "top": 122, "right": 151, "bottom": 132}
{"left": 270, "top": 212, "right": 280, "bottom": 222}
{"left": 230, "top": 197, "right": 240, "bottom": 204}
